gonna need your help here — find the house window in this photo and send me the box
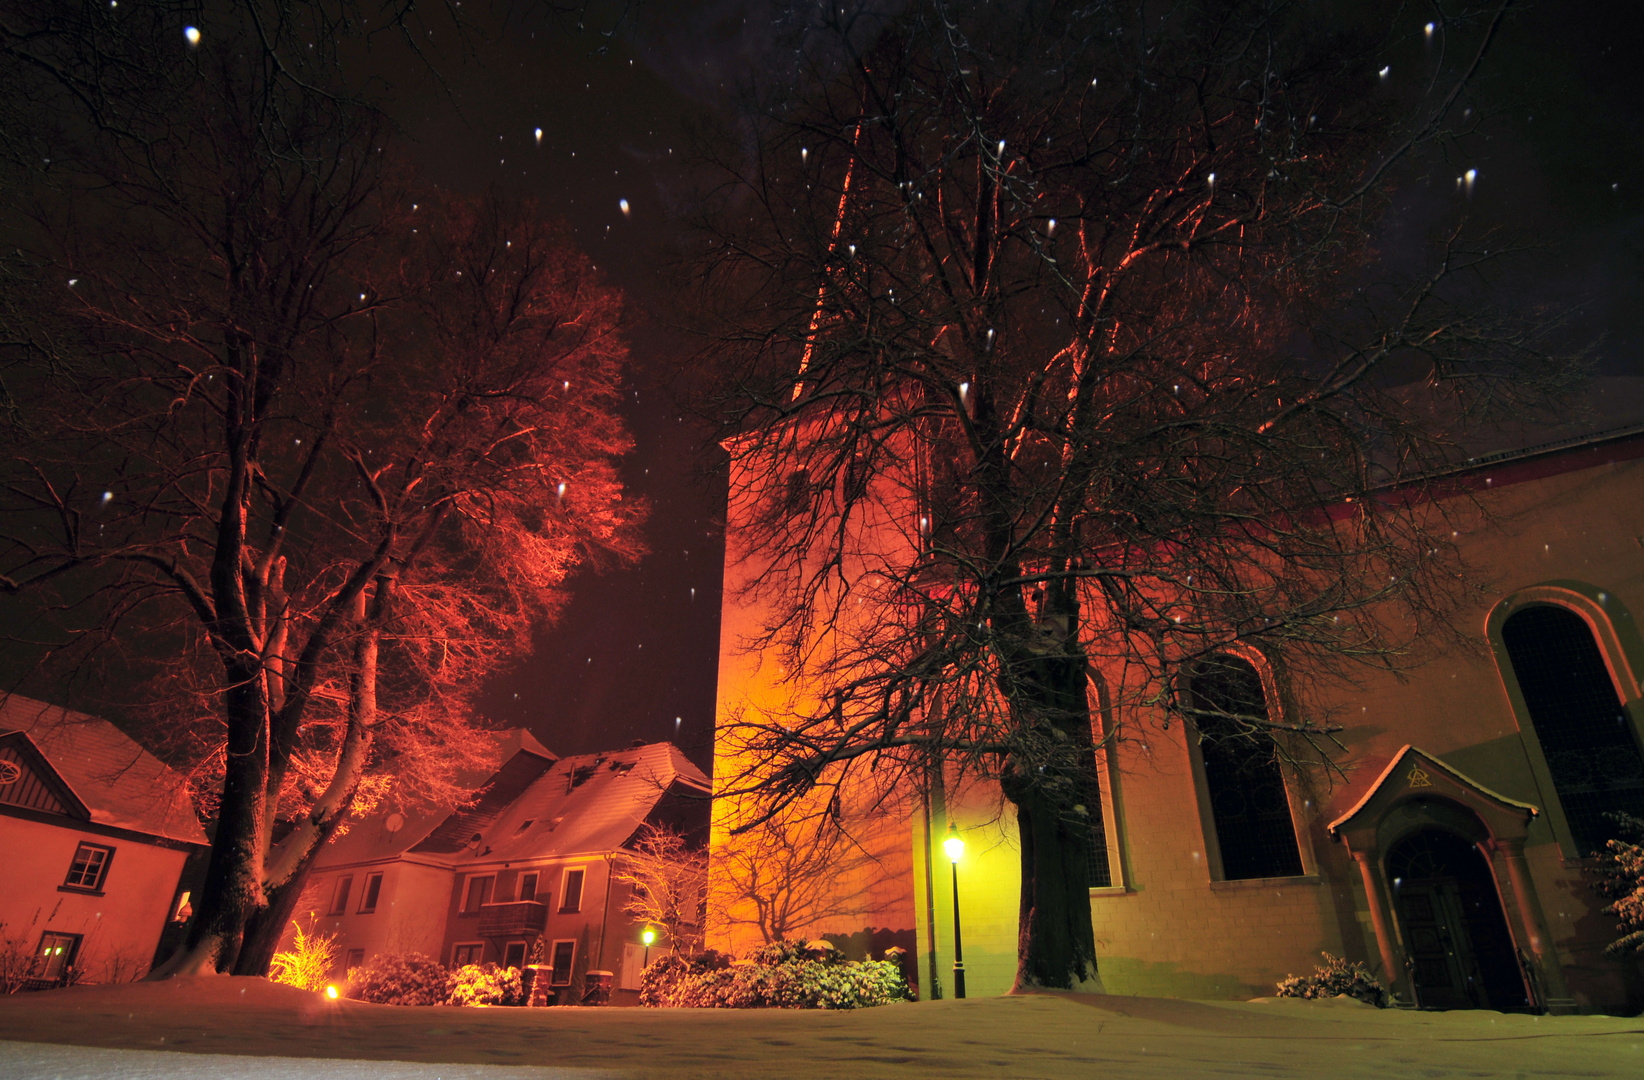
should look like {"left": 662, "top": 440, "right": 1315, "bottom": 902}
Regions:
{"left": 518, "top": 872, "right": 539, "bottom": 903}
{"left": 358, "top": 872, "right": 384, "bottom": 914}
{"left": 549, "top": 940, "right": 576, "bottom": 985}
{"left": 1187, "top": 655, "right": 1304, "bottom": 881}
{"left": 462, "top": 874, "right": 493, "bottom": 914}
{"left": 36, "top": 932, "right": 81, "bottom": 982}
{"left": 503, "top": 941, "right": 528, "bottom": 970}
{"left": 62, "top": 843, "right": 114, "bottom": 892}
{"left": 1501, "top": 604, "right": 1644, "bottom": 855}
{"left": 344, "top": 948, "right": 365, "bottom": 973}
{"left": 328, "top": 875, "right": 354, "bottom": 916}
{"left": 559, "top": 869, "right": 585, "bottom": 913}
{"left": 451, "top": 942, "right": 483, "bottom": 967}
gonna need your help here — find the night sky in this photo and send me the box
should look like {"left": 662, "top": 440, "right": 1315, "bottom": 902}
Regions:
{"left": 359, "top": 1, "right": 1643, "bottom": 772}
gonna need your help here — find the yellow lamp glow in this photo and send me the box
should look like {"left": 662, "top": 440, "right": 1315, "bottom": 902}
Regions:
{"left": 943, "top": 825, "right": 964, "bottom": 863}
{"left": 641, "top": 927, "right": 656, "bottom": 947}
{"left": 324, "top": 985, "right": 339, "bottom": 1000}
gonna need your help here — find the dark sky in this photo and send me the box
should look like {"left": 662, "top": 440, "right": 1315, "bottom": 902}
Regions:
{"left": 381, "top": 0, "right": 1644, "bottom": 772}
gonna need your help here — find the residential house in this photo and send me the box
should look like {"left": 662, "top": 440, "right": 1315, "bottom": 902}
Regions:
{"left": 0, "top": 695, "right": 207, "bottom": 987}
{"left": 297, "top": 738, "right": 710, "bottom": 1003}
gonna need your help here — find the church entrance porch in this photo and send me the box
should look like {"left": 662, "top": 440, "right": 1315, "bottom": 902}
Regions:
{"left": 1387, "top": 829, "right": 1527, "bottom": 1010}
{"left": 1328, "top": 745, "right": 1575, "bottom": 1012}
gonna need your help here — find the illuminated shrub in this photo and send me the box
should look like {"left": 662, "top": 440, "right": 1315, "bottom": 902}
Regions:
{"left": 640, "top": 941, "right": 909, "bottom": 1009}
{"left": 345, "top": 952, "right": 449, "bottom": 1006}
{"left": 445, "top": 962, "right": 524, "bottom": 1007}
{"left": 1595, "top": 813, "right": 1644, "bottom": 956}
{"left": 268, "top": 918, "right": 337, "bottom": 993}
{"left": 1275, "top": 953, "right": 1388, "bottom": 1007}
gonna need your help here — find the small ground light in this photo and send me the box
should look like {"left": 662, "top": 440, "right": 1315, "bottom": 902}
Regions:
{"left": 184, "top": 26, "right": 201, "bottom": 47}
{"left": 325, "top": 985, "right": 339, "bottom": 1000}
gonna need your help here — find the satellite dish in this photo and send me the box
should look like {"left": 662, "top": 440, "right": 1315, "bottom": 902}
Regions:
{"left": 384, "top": 812, "right": 405, "bottom": 834}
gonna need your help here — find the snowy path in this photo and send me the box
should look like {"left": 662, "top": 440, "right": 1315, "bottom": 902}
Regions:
{"left": 1, "top": 978, "right": 1641, "bottom": 1078}
{"left": 0, "top": 1042, "right": 615, "bottom": 1080}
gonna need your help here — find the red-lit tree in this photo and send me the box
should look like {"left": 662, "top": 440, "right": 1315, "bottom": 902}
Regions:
{"left": 0, "top": 3, "right": 640, "bottom": 976}
{"left": 691, "top": 0, "right": 1576, "bottom": 992}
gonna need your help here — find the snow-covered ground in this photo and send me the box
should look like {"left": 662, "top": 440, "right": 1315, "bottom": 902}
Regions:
{"left": 1, "top": 977, "right": 1640, "bottom": 1079}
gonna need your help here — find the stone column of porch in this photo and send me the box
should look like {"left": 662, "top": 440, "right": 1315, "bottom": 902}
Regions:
{"left": 1494, "top": 837, "right": 1575, "bottom": 1011}
{"left": 1351, "top": 847, "right": 1412, "bottom": 1006}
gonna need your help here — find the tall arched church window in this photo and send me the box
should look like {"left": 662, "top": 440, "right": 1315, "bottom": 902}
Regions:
{"left": 1500, "top": 604, "right": 1644, "bottom": 855}
{"left": 1188, "top": 655, "right": 1304, "bottom": 880}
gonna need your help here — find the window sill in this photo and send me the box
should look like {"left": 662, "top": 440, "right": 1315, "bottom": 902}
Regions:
{"left": 1208, "top": 873, "right": 1320, "bottom": 892}
{"left": 1088, "top": 886, "right": 1131, "bottom": 897}
{"left": 57, "top": 885, "right": 104, "bottom": 897}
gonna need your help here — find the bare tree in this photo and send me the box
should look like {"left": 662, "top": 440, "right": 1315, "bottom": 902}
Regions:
{"left": 689, "top": 0, "right": 1578, "bottom": 991}
{"left": 710, "top": 799, "right": 894, "bottom": 948}
{"left": 616, "top": 823, "right": 709, "bottom": 956}
{"left": 0, "top": 4, "right": 642, "bottom": 976}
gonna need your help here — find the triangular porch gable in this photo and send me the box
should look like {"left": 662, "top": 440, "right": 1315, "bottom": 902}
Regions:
{"left": 1328, "top": 744, "right": 1539, "bottom": 849}
{"left": 0, "top": 731, "right": 93, "bottom": 821}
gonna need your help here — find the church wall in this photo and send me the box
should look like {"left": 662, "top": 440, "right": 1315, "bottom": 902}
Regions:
{"left": 716, "top": 419, "right": 1644, "bottom": 1010}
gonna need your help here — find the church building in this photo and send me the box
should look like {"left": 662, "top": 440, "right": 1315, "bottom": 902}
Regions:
{"left": 710, "top": 420, "right": 1644, "bottom": 1015}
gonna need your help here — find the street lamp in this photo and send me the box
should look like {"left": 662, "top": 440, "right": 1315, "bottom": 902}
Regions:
{"left": 943, "top": 822, "right": 966, "bottom": 999}
{"left": 641, "top": 925, "right": 656, "bottom": 969}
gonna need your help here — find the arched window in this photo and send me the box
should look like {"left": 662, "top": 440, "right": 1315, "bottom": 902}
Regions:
{"left": 1500, "top": 604, "right": 1644, "bottom": 855}
{"left": 1188, "top": 655, "right": 1304, "bottom": 880}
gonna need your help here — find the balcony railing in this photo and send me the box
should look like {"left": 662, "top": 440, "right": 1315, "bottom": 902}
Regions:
{"left": 476, "top": 900, "right": 547, "bottom": 937}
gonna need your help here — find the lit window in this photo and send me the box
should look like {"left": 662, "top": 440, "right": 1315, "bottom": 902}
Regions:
{"left": 62, "top": 843, "right": 114, "bottom": 892}
{"left": 559, "top": 869, "right": 584, "bottom": 913}
{"left": 36, "top": 932, "right": 81, "bottom": 982}
{"left": 328, "top": 875, "right": 353, "bottom": 916}
{"left": 358, "top": 872, "right": 383, "bottom": 914}
{"left": 550, "top": 940, "right": 576, "bottom": 984}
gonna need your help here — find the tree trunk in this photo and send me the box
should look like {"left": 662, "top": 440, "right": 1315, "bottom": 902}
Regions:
{"left": 150, "top": 670, "right": 270, "bottom": 977}
{"left": 235, "top": 578, "right": 387, "bottom": 976}
{"left": 999, "top": 602, "right": 1104, "bottom": 993}
{"left": 1005, "top": 776, "right": 1103, "bottom": 992}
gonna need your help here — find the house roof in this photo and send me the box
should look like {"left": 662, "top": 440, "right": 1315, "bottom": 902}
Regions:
{"left": 0, "top": 694, "right": 207, "bottom": 846}
{"left": 316, "top": 728, "right": 556, "bottom": 868}
{"left": 415, "top": 741, "right": 710, "bottom": 865}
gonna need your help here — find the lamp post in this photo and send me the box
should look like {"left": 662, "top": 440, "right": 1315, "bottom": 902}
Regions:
{"left": 943, "top": 822, "right": 966, "bottom": 999}
{"left": 641, "top": 926, "right": 656, "bottom": 970}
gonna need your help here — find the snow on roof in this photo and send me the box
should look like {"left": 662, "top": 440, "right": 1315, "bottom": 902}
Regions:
{"left": 424, "top": 742, "right": 709, "bottom": 865}
{"left": 318, "top": 728, "right": 556, "bottom": 868}
{"left": 0, "top": 694, "right": 206, "bottom": 846}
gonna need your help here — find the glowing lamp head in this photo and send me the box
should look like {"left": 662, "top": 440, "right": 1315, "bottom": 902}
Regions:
{"left": 641, "top": 927, "right": 656, "bottom": 947}
{"left": 324, "top": 985, "right": 339, "bottom": 1000}
{"left": 943, "top": 825, "right": 964, "bottom": 864}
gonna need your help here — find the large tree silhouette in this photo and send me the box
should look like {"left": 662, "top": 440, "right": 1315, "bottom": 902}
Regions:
{"left": 0, "top": 2, "right": 641, "bottom": 976}
{"left": 692, "top": 0, "right": 1576, "bottom": 991}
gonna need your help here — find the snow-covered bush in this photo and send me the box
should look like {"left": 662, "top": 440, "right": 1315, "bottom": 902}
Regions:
{"left": 1594, "top": 812, "right": 1644, "bottom": 956}
{"left": 345, "top": 952, "right": 449, "bottom": 1006}
{"left": 445, "top": 962, "right": 524, "bottom": 1006}
{"left": 268, "top": 918, "right": 337, "bottom": 993}
{"left": 1275, "top": 952, "right": 1387, "bottom": 1007}
{"left": 640, "top": 940, "right": 909, "bottom": 1009}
